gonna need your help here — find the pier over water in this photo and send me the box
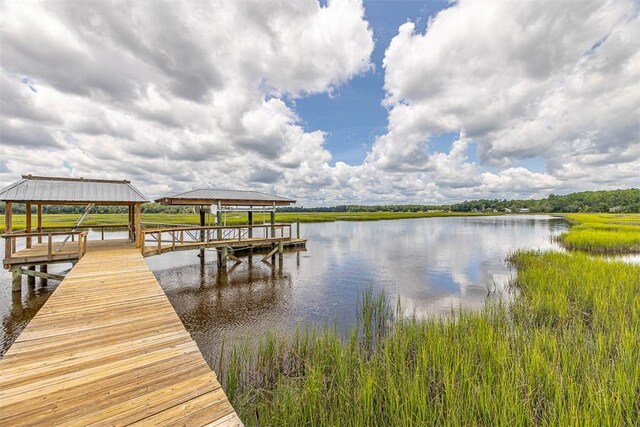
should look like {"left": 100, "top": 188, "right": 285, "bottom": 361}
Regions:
{"left": 0, "top": 176, "right": 305, "bottom": 426}
{"left": 0, "top": 243, "right": 242, "bottom": 425}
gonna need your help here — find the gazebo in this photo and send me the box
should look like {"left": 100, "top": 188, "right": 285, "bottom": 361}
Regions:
{"left": 155, "top": 188, "right": 297, "bottom": 263}
{"left": 1, "top": 175, "right": 148, "bottom": 289}
{"left": 156, "top": 188, "right": 295, "bottom": 229}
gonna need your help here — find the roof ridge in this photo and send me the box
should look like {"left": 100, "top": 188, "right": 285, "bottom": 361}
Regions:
{"left": 176, "top": 188, "right": 288, "bottom": 196}
{"left": 21, "top": 175, "right": 131, "bottom": 184}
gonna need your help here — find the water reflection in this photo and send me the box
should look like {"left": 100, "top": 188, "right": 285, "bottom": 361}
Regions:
{"left": 1, "top": 215, "right": 568, "bottom": 360}
{"left": 144, "top": 215, "right": 569, "bottom": 364}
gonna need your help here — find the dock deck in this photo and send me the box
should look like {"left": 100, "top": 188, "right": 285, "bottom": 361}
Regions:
{"left": 0, "top": 245, "right": 242, "bottom": 426}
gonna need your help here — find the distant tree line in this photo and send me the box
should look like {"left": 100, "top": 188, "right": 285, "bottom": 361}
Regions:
{"left": 448, "top": 189, "right": 640, "bottom": 213}
{"left": 1, "top": 188, "right": 638, "bottom": 214}
{"left": 280, "top": 189, "right": 640, "bottom": 214}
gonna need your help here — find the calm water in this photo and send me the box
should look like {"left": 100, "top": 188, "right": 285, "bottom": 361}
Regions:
{"left": 0, "top": 215, "right": 568, "bottom": 358}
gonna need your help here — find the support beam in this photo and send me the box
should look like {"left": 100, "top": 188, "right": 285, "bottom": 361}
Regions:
{"left": 199, "top": 206, "right": 205, "bottom": 260}
{"left": 20, "top": 267, "right": 65, "bottom": 281}
{"left": 135, "top": 203, "right": 141, "bottom": 248}
{"left": 262, "top": 245, "right": 279, "bottom": 262}
{"left": 37, "top": 204, "right": 42, "bottom": 244}
{"left": 220, "top": 246, "right": 228, "bottom": 269}
{"left": 25, "top": 203, "right": 32, "bottom": 248}
{"left": 11, "top": 266, "right": 21, "bottom": 293}
{"left": 5, "top": 202, "right": 13, "bottom": 260}
{"left": 27, "top": 265, "right": 35, "bottom": 286}
{"left": 296, "top": 219, "right": 300, "bottom": 239}
{"left": 128, "top": 205, "right": 134, "bottom": 241}
{"left": 270, "top": 204, "right": 276, "bottom": 239}
{"left": 248, "top": 211, "right": 253, "bottom": 238}
{"left": 226, "top": 250, "right": 242, "bottom": 264}
{"left": 216, "top": 202, "right": 222, "bottom": 266}
{"left": 40, "top": 265, "right": 48, "bottom": 286}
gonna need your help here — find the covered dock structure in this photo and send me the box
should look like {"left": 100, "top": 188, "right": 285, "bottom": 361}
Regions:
{"left": 150, "top": 188, "right": 306, "bottom": 264}
{"left": 0, "top": 176, "right": 245, "bottom": 425}
{"left": 1, "top": 175, "right": 148, "bottom": 290}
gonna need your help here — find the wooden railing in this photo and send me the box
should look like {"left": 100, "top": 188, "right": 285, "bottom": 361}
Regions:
{"left": 2, "top": 230, "right": 88, "bottom": 264}
{"left": 139, "top": 223, "right": 293, "bottom": 255}
{"left": 21, "top": 224, "right": 130, "bottom": 241}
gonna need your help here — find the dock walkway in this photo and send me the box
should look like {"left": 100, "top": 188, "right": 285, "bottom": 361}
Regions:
{"left": 0, "top": 246, "right": 242, "bottom": 426}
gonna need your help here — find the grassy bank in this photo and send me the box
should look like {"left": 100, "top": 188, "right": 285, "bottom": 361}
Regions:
{"left": 0, "top": 211, "right": 498, "bottom": 233}
{"left": 220, "top": 251, "right": 639, "bottom": 425}
{"left": 557, "top": 213, "right": 640, "bottom": 253}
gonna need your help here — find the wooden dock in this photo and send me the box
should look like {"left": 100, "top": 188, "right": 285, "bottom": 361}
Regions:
{"left": 140, "top": 223, "right": 306, "bottom": 258}
{"left": 0, "top": 245, "right": 242, "bottom": 426}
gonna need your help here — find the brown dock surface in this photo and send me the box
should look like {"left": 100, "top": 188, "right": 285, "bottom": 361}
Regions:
{"left": 0, "top": 246, "right": 242, "bottom": 426}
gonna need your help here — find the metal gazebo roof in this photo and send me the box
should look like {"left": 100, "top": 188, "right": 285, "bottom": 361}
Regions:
{"left": 156, "top": 189, "right": 295, "bottom": 207}
{"left": 0, "top": 175, "right": 149, "bottom": 204}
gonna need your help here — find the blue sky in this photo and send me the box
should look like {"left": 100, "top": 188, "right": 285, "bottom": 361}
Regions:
{"left": 296, "top": 0, "right": 448, "bottom": 166}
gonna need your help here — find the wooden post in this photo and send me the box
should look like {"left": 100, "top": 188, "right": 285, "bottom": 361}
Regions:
{"left": 278, "top": 241, "right": 283, "bottom": 260}
{"left": 248, "top": 211, "right": 253, "bottom": 238}
{"left": 5, "top": 201, "right": 12, "bottom": 258}
{"left": 47, "top": 234, "right": 52, "bottom": 260}
{"left": 12, "top": 266, "right": 21, "bottom": 292}
{"left": 40, "top": 265, "right": 48, "bottom": 286}
{"left": 270, "top": 203, "right": 276, "bottom": 239}
{"left": 199, "top": 207, "right": 205, "bottom": 260}
{"left": 37, "top": 204, "right": 43, "bottom": 244}
{"left": 216, "top": 202, "right": 222, "bottom": 239}
{"left": 25, "top": 203, "right": 32, "bottom": 248}
{"left": 27, "top": 265, "right": 35, "bottom": 286}
{"left": 221, "top": 246, "right": 228, "bottom": 269}
{"left": 128, "top": 205, "right": 133, "bottom": 241}
{"left": 216, "top": 202, "right": 222, "bottom": 266}
{"left": 135, "top": 203, "right": 141, "bottom": 248}
{"left": 296, "top": 219, "right": 300, "bottom": 239}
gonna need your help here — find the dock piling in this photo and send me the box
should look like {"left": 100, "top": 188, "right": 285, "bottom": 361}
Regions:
{"left": 40, "top": 265, "right": 48, "bottom": 286}
{"left": 11, "top": 266, "right": 21, "bottom": 292}
{"left": 27, "top": 266, "right": 35, "bottom": 287}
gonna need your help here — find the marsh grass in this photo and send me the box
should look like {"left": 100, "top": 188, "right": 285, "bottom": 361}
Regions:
{"left": 217, "top": 252, "right": 640, "bottom": 425}
{"left": 557, "top": 213, "right": 640, "bottom": 253}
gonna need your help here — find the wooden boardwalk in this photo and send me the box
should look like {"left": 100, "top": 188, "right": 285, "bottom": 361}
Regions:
{"left": 0, "top": 246, "right": 242, "bottom": 426}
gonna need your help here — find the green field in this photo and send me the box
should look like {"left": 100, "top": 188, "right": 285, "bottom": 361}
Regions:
{"left": 0, "top": 211, "right": 498, "bottom": 233}
{"left": 557, "top": 213, "right": 640, "bottom": 253}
